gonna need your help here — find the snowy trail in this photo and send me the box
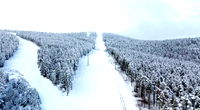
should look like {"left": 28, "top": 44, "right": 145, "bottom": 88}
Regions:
{"left": 2, "top": 34, "right": 70, "bottom": 110}
{"left": 65, "top": 33, "right": 138, "bottom": 110}
{"left": 3, "top": 33, "right": 138, "bottom": 110}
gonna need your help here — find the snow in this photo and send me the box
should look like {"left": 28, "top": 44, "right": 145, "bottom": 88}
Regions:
{"left": 2, "top": 33, "right": 138, "bottom": 110}
{"left": 6, "top": 70, "right": 22, "bottom": 80}
{"left": 65, "top": 33, "right": 138, "bottom": 110}
{"left": 2, "top": 35, "right": 67, "bottom": 110}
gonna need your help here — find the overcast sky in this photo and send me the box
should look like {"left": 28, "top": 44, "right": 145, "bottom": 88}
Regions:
{"left": 0, "top": 0, "right": 200, "bottom": 40}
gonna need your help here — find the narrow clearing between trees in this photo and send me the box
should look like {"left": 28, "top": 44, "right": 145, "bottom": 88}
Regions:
{"left": 3, "top": 33, "right": 138, "bottom": 110}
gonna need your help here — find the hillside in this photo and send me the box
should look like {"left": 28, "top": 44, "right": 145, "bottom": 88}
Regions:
{"left": 103, "top": 33, "right": 200, "bottom": 110}
{"left": 1, "top": 30, "right": 200, "bottom": 110}
{"left": 0, "top": 31, "right": 138, "bottom": 110}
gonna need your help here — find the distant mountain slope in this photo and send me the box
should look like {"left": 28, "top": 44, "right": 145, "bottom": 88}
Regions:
{"left": 104, "top": 33, "right": 200, "bottom": 64}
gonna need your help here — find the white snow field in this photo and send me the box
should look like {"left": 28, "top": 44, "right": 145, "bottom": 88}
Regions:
{"left": 3, "top": 33, "right": 138, "bottom": 110}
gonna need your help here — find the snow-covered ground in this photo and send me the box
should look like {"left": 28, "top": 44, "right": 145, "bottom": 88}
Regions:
{"left": 64, "top": 33, "right": 138, "bottom": 110}
{"left": 2, "top": 33, "right": 138, "bottom": 110}
{"left": 2, "top": 34, "right": 69, "bottom": 110}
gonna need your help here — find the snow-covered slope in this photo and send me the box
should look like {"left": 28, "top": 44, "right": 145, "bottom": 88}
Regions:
{"left": 2, "top": 34, "right": 68, "bottom": 110}
{"left": 2, "top": 33, "right": 138, "bottom": 110}
{"left": 64, "top": 33, "right": 138, "bottom": 110}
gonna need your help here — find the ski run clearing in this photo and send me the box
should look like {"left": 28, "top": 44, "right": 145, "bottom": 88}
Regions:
{"left": 2, "top": 33, "right": 138, "bottom": 110}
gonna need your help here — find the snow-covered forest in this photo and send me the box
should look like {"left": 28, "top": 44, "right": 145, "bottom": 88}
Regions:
{"left": 103, "top": 33, "right": 200, "bottom": 110}
{"left": 15, "top": 31, "right": 97, "bottom": 94}
{"left": 0, "top": 30, "right": 97, "bottom": 110}
{"left": 1, "top": 30, "right": 200, "bottom": 110}
{"left": 0, "top": 31, "right": 41, "bottom": 110}
{"left": 0, "top": 70, "right": 41, "bottom": 110}
{"left": 1, "top": 0, "right": 200, "bottom": 109}
{"left": 0, "top": 31, "right": 19, "bottom": 67}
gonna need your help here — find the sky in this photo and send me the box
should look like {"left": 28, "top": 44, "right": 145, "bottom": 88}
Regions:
{"left": 0, "top": 0, "right": 200, "bottom": 40}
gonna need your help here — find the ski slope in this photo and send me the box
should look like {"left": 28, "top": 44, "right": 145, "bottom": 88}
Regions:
{"left": 2, "top": 33, "right": 138, "bottom": 110}
{"left": 2, "top": 33, "right": 69, "bottom": 110}
{"left": 65, "top": 33, "right": 138, "bottom": 110}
